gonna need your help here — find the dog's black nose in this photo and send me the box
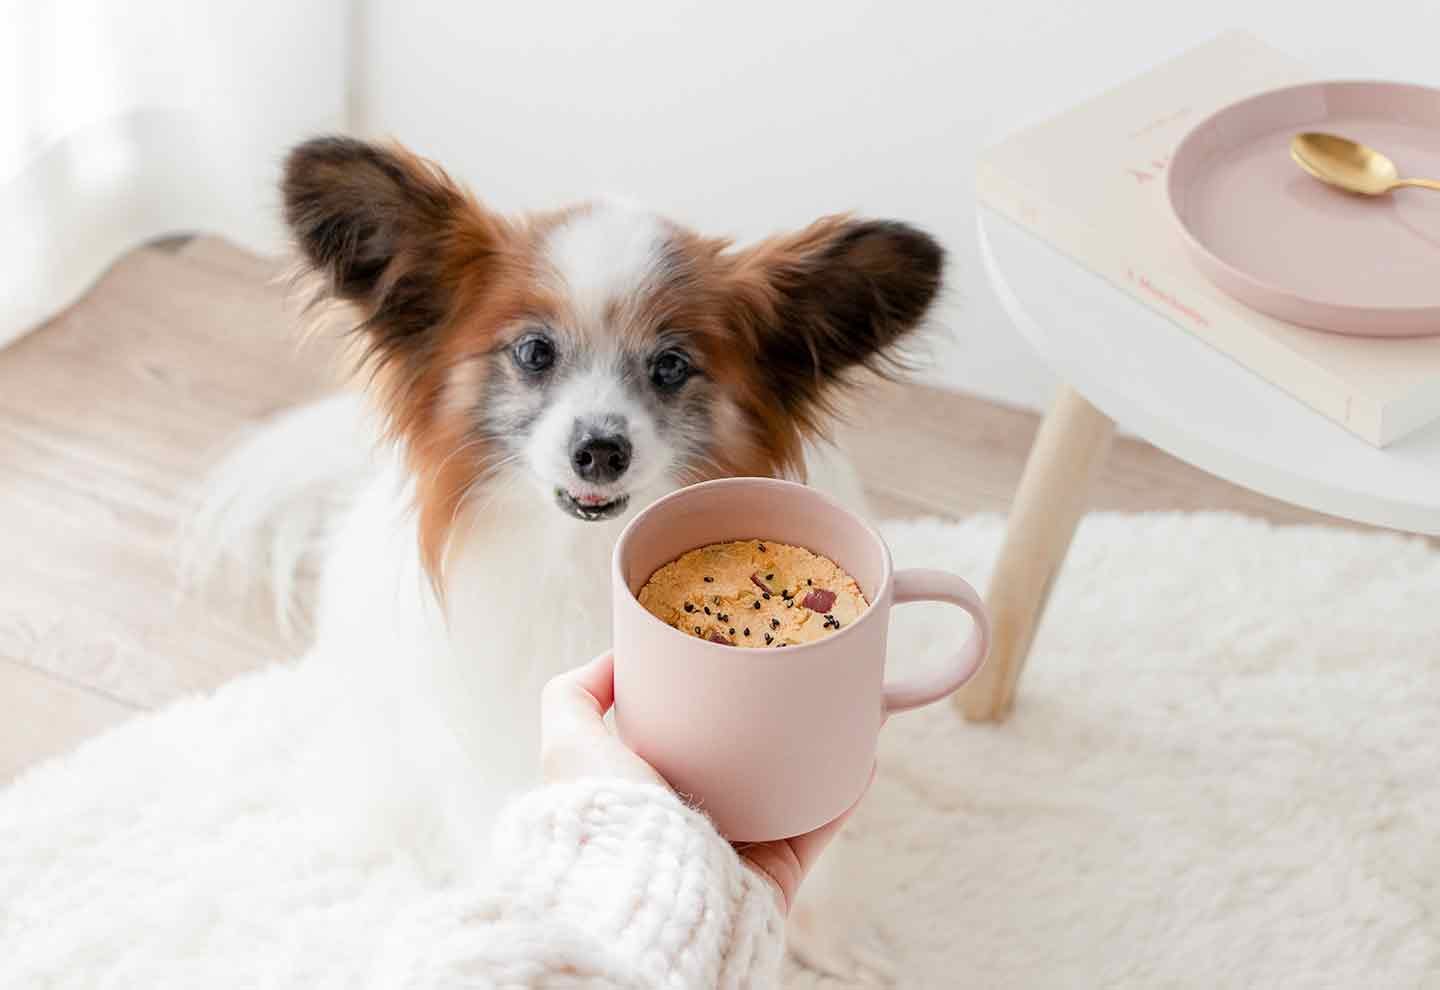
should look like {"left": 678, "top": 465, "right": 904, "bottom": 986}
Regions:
{"left": 571, "top": 432, "right": 632, "bottom": 483}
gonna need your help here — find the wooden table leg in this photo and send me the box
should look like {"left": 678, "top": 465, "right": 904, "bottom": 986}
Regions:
{"left": 959, "top": 386, "right": 1115, "bottom": 722}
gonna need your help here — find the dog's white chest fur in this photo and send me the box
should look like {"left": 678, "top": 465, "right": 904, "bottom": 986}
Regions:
{"left": 307, "top": 444, "right": 867, "bottom": 795}
{"left": 307, "top": 464, "right": 623, "bottom": 792}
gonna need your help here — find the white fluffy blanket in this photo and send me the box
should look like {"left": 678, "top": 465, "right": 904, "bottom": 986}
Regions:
{"left": 3, "top": 514, "right": 1438, "bottom": 988}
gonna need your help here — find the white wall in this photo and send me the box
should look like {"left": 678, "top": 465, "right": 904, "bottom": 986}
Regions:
{"left": 358, "top": 1, "right": 1440, "bottom": 412}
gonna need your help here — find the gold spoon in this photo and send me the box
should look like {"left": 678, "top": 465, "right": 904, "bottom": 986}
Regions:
{"left": 1291, "top": 132, "right": 1440, "bottom": 196}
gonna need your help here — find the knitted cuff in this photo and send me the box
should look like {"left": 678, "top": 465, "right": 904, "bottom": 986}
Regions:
{"left": 492, "top": 778, "right": 786, "bottom": 989}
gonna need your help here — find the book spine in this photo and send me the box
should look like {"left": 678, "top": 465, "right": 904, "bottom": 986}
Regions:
{"left": 974, "top": 160, "right": 1387, "bottom": 447}
{"left": 1381, "top": 379, "right": 1440, "bottom": 447}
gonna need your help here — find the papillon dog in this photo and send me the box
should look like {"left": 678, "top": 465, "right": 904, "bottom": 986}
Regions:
{"left": 196, "top": 136, "right": 943, "bottom": 982}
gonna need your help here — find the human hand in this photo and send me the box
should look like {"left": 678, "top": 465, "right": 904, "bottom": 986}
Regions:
{"left": 539, "top": 651, "right": 666, "bottom": 790}
{"left": 540, "top": 652, "right": 868, "bottom": 912}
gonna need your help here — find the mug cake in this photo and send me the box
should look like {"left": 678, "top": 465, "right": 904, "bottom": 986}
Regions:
{"left": 638, "top": 539, "right": 868, "bottom": 647}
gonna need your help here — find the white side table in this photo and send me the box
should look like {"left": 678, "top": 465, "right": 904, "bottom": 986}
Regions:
{"left": 961, "top": 206, "right": 1440, "bottom": 721}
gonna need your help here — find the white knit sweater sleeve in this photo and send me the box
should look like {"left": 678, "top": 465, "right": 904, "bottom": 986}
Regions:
{"left": 375, "top": 779, "right": 786, "bottom": 989}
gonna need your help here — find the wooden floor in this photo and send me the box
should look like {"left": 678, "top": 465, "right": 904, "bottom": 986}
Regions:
{"left": 0, "top": 238, "right": 1374, "bottom": 782}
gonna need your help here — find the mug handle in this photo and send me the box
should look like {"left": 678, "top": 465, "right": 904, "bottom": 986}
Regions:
{"left": 882, "top": 569, "right": 992, "bottom": 715}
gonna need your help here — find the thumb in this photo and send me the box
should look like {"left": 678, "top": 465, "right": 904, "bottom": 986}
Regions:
{"left": 540, "top": 651, "right": 615, "bottom": 743}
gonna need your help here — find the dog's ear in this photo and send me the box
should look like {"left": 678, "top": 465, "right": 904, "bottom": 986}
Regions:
{"left": 727, "top": 216, "right": 944, "bottom": 430}
{"left": 280, "top": 136, "right": 501, "bottom": 363}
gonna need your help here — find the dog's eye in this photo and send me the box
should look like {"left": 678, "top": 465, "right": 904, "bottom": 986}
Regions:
{"left": 651, "top": 349, "right": 693, "bottom": 391}
{"left": 512, "top": 334, "right": 556, "bottom": 374}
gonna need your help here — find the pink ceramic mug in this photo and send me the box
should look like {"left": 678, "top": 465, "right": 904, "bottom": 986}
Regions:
{"left": 610, "top": 477, "right": 990, "bottom": 841}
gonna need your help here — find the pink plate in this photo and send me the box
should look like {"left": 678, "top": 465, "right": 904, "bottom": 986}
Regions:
{"left": 1167, "top": 81, "right": 1440, "bottom": 338}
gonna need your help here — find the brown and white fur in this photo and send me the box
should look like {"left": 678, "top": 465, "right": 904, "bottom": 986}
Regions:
{"left": 193, "top": 136, "right": 944, "bottom": 981}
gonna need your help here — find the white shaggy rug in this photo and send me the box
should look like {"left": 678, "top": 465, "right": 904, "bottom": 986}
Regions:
{"left": 3, "top": 513, "right": 1439, "bottom": 988}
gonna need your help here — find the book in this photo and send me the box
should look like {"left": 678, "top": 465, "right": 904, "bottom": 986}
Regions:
{"left": 976, "top": 30, "right": 1440, "bottom": 447}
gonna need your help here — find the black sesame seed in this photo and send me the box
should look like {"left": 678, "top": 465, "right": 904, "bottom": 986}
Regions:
{"left": 764, "top": 633, "right": 773, "bottom": 644}
{"left": 704, "top": 576, "right": 714, "bottom": 583}
{"left": 693, "top": 626, "right": 701, "bottom": 634}
{"left": 766, "top": 573, "right": 774, "bottom": 580}
{"left": 743, "top": 627, "right": 751, "bottom": 636}
{"left": 763, "top": 593, "right": 772, "bottom": 600}
{"left": 718, "top": 613, "right": 728, "bottom": 622}
{"left": 758, "top": 543, "right": 766, "bottom": 552}
{"left": 771, "top": 618, "right": 780, "bottom": 629}
{"left": 729, "top": 627, "right": 735, "bottom": 635}
{"left": 825, "top": 613, "right": 834, "bottom": 621}
{"left": 713, "top": 596, "right": 721, "bottom": 605}
{"left": 777, "top": 643, "right": 787, "bottom": 648}
{"left": 684, "top": 603, "right": 695, "bottom": 613}
{"left": 807, "top": 578, "right": 813, "bottom": 585}
{"left": 752, "top": 602, "right": 761, "bottom": 610}
{"left": 703, "top": 606, "right": 711, "bottom": 615}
